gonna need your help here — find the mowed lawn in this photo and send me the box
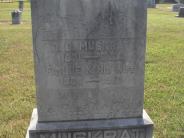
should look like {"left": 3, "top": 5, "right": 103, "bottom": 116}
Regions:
{"left": 0, "top": 2, "right": 184, "bottom": 138}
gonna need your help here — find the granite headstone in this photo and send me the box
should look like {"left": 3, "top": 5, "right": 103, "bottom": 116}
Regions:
{"left": 26, "top": 0, "right": 154, "bottom": 137}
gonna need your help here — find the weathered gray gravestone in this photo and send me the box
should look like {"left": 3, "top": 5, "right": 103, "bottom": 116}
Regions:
{"left": 26, "top": 0, "right": 154, "bottom": 137}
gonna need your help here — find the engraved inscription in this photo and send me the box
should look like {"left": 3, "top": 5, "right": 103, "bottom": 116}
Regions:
{"left": 31, "top": 128, "right": 146, "bottom": 138}
{"left": 34, "top": 0, "right": 143, "bottom": 89}
{"left": 41, "top": 38, "right": 138, "bottom": 88}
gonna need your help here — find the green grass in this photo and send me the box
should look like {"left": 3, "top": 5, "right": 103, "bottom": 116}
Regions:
{"left": 0, "top": 3, "right": 184, "bottom": 138}
{"left": 0, "top": 2, "right": 35, "bottom": 138}
{"left": 145, "top": 4, "right": 184, "bottom": 138}
{"left": 0, "top": 2, "right": 31, "bottom": 21}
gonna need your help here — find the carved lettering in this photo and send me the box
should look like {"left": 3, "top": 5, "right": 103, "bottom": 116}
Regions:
{"left": 73, "top": 132, "right": 87, "bottom": 138}
{"left": 120, "top": 130, "right": 130, "bottom": 138}
{"left": 33, "top": 128, "right": 146, "bottom": 138}
{"left": 104, "top": 131, "right": 116, "bottom": 138}
{"left": 91, "top": 131, "right": 103, "bottom": 138}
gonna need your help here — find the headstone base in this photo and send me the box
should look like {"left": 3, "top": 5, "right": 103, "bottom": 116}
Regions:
{"left": 26, "top": 109, "right": 154, "bottom": 138}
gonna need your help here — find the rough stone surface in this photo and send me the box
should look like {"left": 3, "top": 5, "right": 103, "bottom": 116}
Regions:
{"left": 179, "top": 7, "right": 184, "bottom": 17}
{"left": 26, "top": 109, "right": 153, "bottom": 138}
{"left": 172, "top": 4, "right": 184, "bottom": 12}
{"left": 31, "top": 0, "right": 147, "bottom": 122}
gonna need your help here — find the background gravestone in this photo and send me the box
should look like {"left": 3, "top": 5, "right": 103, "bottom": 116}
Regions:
{"left": 178, "top": 7, "right": 184, "bottom": 17}
{"left": 11, "top": 9, "right": 22, "bottom": 24}
{"left": 172, "top": 0, "right": 184, "bottom": 12}
{"left": 26, "top": 0, "right": 154, "bottom": 138}
{"left": 19, "top": 0, "right": 24, "bottom": 11}
{"left": 172, "top": 3, "right": 184, "bottom": 11}
{"left": 147, "top": 0, "right": 156, "bottom": 8}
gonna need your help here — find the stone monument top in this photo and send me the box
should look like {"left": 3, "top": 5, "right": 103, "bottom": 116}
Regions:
{"left": 31, "top": 0, "right": 147, "bottom": 122}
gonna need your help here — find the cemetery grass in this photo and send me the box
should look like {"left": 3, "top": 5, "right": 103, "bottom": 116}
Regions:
{"left": 0, "top": 3, "right": 184, "bottom": 138}
{"left": 0, "top": 2, "right": 35, "bottom": 138}
{"left": 0, "top": 2, "right": 31, "bottom": 22}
